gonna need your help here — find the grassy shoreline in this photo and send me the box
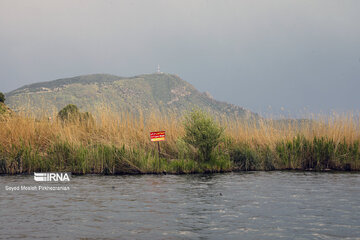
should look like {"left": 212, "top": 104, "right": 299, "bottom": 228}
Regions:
{"left": 0, "top": 110, "right": 359, "bottom": 174}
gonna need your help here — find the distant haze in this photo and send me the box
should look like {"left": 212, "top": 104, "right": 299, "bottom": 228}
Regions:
{"left": 0, "top": 0, "right": 359, "bottom": 117}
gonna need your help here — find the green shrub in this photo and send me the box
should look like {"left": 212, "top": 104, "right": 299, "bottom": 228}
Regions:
{"left": 58, "top": 104, "right": 80, "bottom": 121}
{"left": 58, "top": 104, "right": 93, "bottom": 123}
{"left": 0, "top": 92, "right": 5, "bottom": 103}
{"left": 183, "top": 109, "right": 224, "bottom": 162}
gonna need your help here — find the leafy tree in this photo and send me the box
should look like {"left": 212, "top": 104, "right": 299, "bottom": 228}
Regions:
{"left": 58, "top": 104, "right": 93, "bottom": 123}
{"left": 183, "top": 109, "right": 224, "bottom": 162}
{"left": 58, "top": 104, "right": 80, "bottom": 121}
{"left": 0, "top": 92, "right": 5, "bottom": 103}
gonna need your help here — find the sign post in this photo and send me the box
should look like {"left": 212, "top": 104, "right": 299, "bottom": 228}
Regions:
{"left": 150, "top": 131, "right": 165, "bottom": 155}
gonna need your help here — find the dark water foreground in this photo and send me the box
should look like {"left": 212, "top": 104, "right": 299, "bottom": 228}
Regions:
{"left": 1, "top": 172, "right": 359, "bottom": 240}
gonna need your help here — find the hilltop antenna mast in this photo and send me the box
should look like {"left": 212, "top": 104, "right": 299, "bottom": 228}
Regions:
{"left": 157, "top": 64, "right": 160, "bottom": 74}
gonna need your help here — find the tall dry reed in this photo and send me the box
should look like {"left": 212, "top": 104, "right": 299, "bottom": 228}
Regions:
{"left": 0, "top": 108, "right": 359, "bottom": 173}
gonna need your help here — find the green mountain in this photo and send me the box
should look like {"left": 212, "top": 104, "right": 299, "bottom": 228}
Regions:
{"left": 5, "top": 73, "right": 258, "bottom": 119}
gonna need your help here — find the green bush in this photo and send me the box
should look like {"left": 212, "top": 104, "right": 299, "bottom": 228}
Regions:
{"left": 183, "top": 109, "right": 224, "bottom": 162}
{"left": 58, "top": 104, "right": 93, "bottom": 123}
{"left": 0, "top": 92, "right": 5, "bottom": 103}
{"left": 58, "top": 104, "right": 80, "bottom": 121}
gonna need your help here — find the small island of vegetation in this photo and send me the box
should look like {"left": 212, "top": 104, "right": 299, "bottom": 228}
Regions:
{"left": 0, "top": 97, "right": 359, "bottom": 174}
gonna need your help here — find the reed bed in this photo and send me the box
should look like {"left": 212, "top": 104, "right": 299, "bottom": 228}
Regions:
{"left": 0, "top": 109, "right": 359, "bottom": 174}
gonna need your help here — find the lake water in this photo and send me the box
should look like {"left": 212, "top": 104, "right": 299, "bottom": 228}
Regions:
{"left": 1, "top": 172, "right": 359, "bottom": 239}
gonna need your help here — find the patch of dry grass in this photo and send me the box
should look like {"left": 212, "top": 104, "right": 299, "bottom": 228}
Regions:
{"left": 0, "top": 108, "right": 359, "bottom": 173}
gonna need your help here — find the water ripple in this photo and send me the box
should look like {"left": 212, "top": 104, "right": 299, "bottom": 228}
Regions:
{"left": 1, "top": 172, "right": 359, "bottom": 239}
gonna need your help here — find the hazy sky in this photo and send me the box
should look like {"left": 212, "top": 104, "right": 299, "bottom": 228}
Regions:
{"left": 0, "top": 0, "right": 359, "bottom": 116}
